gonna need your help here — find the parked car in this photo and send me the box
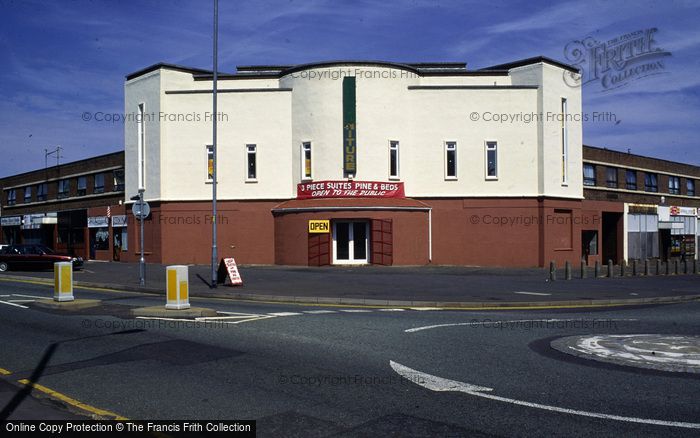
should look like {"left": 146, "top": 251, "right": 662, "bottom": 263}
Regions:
{"left": 0, "top": 244, "right": 83, "bottom": 272}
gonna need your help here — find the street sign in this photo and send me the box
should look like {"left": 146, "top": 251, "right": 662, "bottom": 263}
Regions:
{"left": 132, "top": 201, "right": 150, "bottom": 219}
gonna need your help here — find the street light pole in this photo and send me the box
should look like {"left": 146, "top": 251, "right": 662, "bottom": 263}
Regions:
{"left": 139, "top": 188, "right": 145, "bottom": 286}
{"left": 211, "top": 0, "right": 219, "bottom": 288}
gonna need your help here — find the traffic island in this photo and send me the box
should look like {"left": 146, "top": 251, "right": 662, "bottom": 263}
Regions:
{"left": 130, "top": 306, "right": 218, "bottom": 318}
{"left": 33, "top": 299, "right": 102, "bottom": 311}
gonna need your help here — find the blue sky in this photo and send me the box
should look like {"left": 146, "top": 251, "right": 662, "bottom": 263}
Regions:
{"left": 0, "top": 0, "right": 699, "bottom": 177}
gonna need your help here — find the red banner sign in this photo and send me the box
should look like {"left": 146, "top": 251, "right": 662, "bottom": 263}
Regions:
{"left": 297, "top": 180, "right": 405, "bottom": 199}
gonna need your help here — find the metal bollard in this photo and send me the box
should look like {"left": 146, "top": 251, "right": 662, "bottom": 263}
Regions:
{"left": 632, "top": 259, "right": 637, "bottom": 276}
{"left": 165, "top": 265, "right": 190, "bottom": 310}
{"left": 620, "top": 260, "right": 626, "bottom": 277}
{"left": 665, "top": 260, "right": 670, "bottom": 275}
{"left": 656, "top": 259, "right": 661, "bottom": 275}
{"left": 607, "top": 259, "right": 614, "bottom": 278}
{"left": 565, "top": 261, "right": 572, "bottom": 280}
{"left": 54, "top": 262, "right": 74, "bottom": 302}
{"left": 580, "top": 261, "right": 586, "bottom": 279}
{"left": 674, "top": 260, "right": 679, "bottom": 275}
{"left": 683, "top": 260, "right": 688, "bottom": 275}
{"left": 644, "top": 259, "right": 649, "bottom": 276}
{"left": 549, "top": 261, "right": 556, "bottom": 281}
{"left": 594, "top": 260, "right": 601, "bottom": 278}
{"left": 695, "top": 259, "right": 699, "bottom": 275}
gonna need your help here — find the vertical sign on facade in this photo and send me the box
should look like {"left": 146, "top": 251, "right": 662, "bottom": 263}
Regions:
{"left": 343, "top": 77, "right": 356, "bottom": 175}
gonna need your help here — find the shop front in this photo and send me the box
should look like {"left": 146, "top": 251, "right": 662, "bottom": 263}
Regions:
{"left": 0, "top": 216, "right": 22, "bottom": 245}
{"left": 273, "top": 181, "right": 430, "bottom": 266}
{"left": 658, "top": 205, "right": 696, "bottom": 261}
{"left": 21, "top": 213, "right": 57, "bottom": 248}
{"left": 111, "top": 214, "right": 128, "bottom": 261}
{"left": 88, "top": 215, "right": 110, "bottom": 260}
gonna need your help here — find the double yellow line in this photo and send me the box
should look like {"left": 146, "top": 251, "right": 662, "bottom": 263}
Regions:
{"left": 0, "top": 367, "right": 127, "bottom": 420}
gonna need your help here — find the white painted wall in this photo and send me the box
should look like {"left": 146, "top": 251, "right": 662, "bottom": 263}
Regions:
{"left": 124, "top": 62, "right": 584, "bottom": 202}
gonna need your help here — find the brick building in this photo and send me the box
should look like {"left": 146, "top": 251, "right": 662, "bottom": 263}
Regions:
{"left": 0, "top": 152, "right": 127, "bottom": 261}
{"left": 581, "top": 145, "right": 700, "bottom": 265}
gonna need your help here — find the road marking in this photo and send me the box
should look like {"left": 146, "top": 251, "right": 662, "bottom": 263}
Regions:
{"left": 222, "top": 316, "right": 276, "bottom": 324}
{"left": 390, "top": 361, "right": 700, "bottom": 429}
{"left": 195, "top": 315, "right": 262, "bottom": 321}
{"left": 0, "top": 300, "right": 28, "bottom": 309}
{"left": 514, "top": 291, "right": 552, "bottom": 296}
{"left": 0, "top": 367, "right": 12, "bottom": 375}
{"left": 378, "top": 308, "right": 405, "bottom": 312}
{"left": 18, "top": 379, "right": 128, "bottom": 420}
{"left": 405, "top": 318, "right": 638, "bottom": 333}
{"left": 267, "top": 312, "right": 303, "bottom": 316}
{"left": 410, "top": 307, "right": 443, "bottom": 311}
{"left": 8, "top": 300, "right": 34, "bottom": 304}
{"left": 12, "top": 293, "right": 50, "bottom": 299}
{"left": 339, "top": 309, "right": 373, "bottom": 313}
{"left": 303, "top": 310, "right": 338, "bottom": 314}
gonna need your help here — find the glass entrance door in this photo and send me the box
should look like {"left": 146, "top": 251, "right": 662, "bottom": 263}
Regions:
{"left": 332, "top": 221, "right": 369, "bottom": 264}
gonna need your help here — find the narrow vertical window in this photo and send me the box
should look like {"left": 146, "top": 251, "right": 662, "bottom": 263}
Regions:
{"left": 58, "top": 179, "right": 70, "bottom": 199}
{"left": 625, "top": 170, "right": 637, "bottom": 190}
{"left": 389, "top": 140, "right": 399, "bottom": 179}
{"left": 668, "top": 176, "right": 680, "bottom": 195}
{"left": 687, "top": 179, "right": 695, "bottom": 196}
{"left": 583, "top": 164, "right": 596, "bottom": 186}
{"left": 485, "top": 141, "right": 498, "bottom": 179}
{"left": 7, "top": 189, "right": 16, "bottom": 206}
{"left": 77, "top": 176, "right": 87, "bottom": 196}
{"left": 561, "top": 98, "right": 568, "bottom": 184}
{"left": 137, "top": 103, "right": 146, "bottom": 190}
{"left": 606, "top": 167, "right": 618, "bottom": 188}
{"left": 445, "top": 141, "right": 457, "bottom": 179}
{"left": 246, "top": 144, "right": 257, "bottom": 181}
{"left": 302, "top": 142, "right": 312, "bottom": 180}
{"left": 24, "top": 187, "right": 32, "bottom": 203}
{"left": 206, "top": 145, "right": 214, "bottom": 181}
{"left": 94, "top": 174, "right": 105, "bottom": 193}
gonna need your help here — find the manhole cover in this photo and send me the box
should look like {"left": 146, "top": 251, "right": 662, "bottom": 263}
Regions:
{"left": 551, "top": 334, "right": 700, "bottom": 373}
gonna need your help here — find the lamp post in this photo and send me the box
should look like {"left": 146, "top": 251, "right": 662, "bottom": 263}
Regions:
{"left": 211, "top": 0, "right": 219, "bottom": 288}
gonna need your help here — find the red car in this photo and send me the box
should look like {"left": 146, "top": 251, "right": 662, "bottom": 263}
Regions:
{"left": 0, "top": 244, "right": 83, "bottom": 272}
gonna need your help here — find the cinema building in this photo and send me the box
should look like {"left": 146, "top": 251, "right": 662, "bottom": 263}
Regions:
{"left": 119, "top": 56, "right": 593, "bottom": 268}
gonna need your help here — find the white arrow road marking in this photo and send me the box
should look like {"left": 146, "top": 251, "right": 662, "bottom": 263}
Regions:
{"left": 0, "top": 300, "right": 28, "bottom": 309}
{"left": 390, "top": 361, "right": 700, "bottom": 429}
{"left": 405, "top": 318, "right": 638, "bottom": 333}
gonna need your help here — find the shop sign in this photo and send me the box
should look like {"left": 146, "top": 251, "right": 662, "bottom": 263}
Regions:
{"left": 21, "top": 215, "right": 40, "bottom": 230}
{"left": 111, "top": 215, "right": 128, "bottom": 227}
{"left": 342, "top": 76, "right": 356, "bottom": 175}
{"left": 670, "top": 206, "right": 697, "bottom": 216}
{"left": 0, "top": 216, "right": 21, "bottom": 227}
{"left": 308, "top": 220, "right": 330, "bottom": 233}
{"left": 88, "top": 216, "right": 109, "bottom": 228}
{"left": 218, "top": 257, "right": 243, "bottom": 286}
{"left": 297, "top": 180, "right": 405, "bottom": 199}
{"left": 628, "top": 204, "right": 657, "bottom": 215}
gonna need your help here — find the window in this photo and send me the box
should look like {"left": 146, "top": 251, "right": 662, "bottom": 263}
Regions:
{"left": 77, "top": 176, "right": 87, "bottom": 196}
{"left": 24, "top": 187, "right": 32, "bottom": 203}
{"left": 113, "top": 169, "right": 125, "bottom": 191}
{"left": 644, "top": 172, "right": 658, "bottom": 192}
{"left": 445, "top": 141, "right": 457, "bottom": 179}
{"left": 389, "top": 141, "right": 399, "bottom": 179}
{"left": 58, "top": 179, "right": 70, "bottom": 199}
{"left": 583, "top": 163, "right": 596, "bottom": 186}
{"left": 625, "top": 170, "right": 637, "bottom": 190}
{"left": 561, "top": 98, "right": 568, "bottom": 184}
{"left": 668, "top": 176, "right": 680, "bottom": 195}
{"left": 7, "top": 189, "right": 16, "bottom": 206}
{"left": 582, "top": 230, "right": 598, "bottom": 257}
{"left": 301, "top": 142, "right": 312, "bottom": 180}
{"left": 137, "top": 103, "right": 145, "bottom": 190}
{"left": 687, "top": 179, "right": 695, "bottom": 196}
{"left": 37, "top": 183, "right": 47, "bottom": 201}
{"left": 485, "top": 141, "right": 498, "bottom": 179}
{"left": 94, "top": 173, "right": 105, "bottom": 193}
{"left": 605, "top": 167, "right": 618, "bottom": 188}
{"left": 246, "top": 144, "right": 257, "bottom": 181}
{"left": 206, "top": 145, "right": 214, "bottom": 181}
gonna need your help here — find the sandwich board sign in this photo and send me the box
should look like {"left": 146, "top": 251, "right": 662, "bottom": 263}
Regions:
{"left": 218, "top": 257, "right": 243, "bottom": 286}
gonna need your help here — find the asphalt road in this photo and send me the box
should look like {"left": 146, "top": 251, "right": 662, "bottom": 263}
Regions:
{"left": 0, "top": 279, "right": 698, "bottom": 437}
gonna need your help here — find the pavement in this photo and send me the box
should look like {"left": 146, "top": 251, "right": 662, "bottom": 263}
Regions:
{"left": 0, "top": 279, "right": 698, "bottom": 436}
{"left": 1, "top": 261, "right": 699, "bottom": 308}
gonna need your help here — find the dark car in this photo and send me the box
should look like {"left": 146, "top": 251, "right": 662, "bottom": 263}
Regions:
{"left": 0, "top": 244, "right": 83, "bottom": 272}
